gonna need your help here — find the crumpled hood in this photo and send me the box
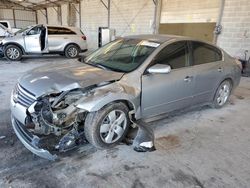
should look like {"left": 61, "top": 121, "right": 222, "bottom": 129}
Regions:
{"left": 19, "top": 61, "right": 124, "bottom": 97}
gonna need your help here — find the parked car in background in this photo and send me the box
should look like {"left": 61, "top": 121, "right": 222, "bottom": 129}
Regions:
{"left": 10, "top": 35, "right": 241, "bottom": 160}
{"left": 0, "top": 24, "right": 87, "bottom": 61}
{"left": 0, "top": 20, "right": 20, "bottom": 38}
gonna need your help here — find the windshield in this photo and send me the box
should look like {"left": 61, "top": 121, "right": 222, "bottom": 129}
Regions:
{"left": 14, "top": 26, "right": 31, "bottom": 34}
{"left": 85, "top": 38, "right": 159, "bottom": 73}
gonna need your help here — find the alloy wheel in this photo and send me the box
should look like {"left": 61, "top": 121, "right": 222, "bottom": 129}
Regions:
{"left": 216, "top": 82, "right": 230, "bottom": 106}
{"left": 68, "top": 47, "right": 78, "bottom": 57}
{"left": 100, "top": 110, "right": 127, "bottom": 144}
{"left": 6, "top": 47, "right": 20, "bottom": 60}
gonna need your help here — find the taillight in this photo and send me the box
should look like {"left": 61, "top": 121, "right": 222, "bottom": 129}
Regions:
{"left": 81, "top": 35, "right": 86, "bottom": 40}
{"left": 235, "top": 59, "right": 243, "bottom": 70}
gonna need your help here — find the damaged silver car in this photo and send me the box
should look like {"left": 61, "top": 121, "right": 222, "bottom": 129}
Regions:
{"left": 10, "top": 35, "right": 241, "bottom": 160}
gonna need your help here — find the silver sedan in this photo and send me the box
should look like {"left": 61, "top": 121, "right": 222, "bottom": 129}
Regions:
{"left": 10, "top": 35, "right": 241, "bottom": 160}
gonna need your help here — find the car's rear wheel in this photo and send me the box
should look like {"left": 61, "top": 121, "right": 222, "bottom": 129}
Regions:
{"left": 64, "top": 44, "right": 79, "bottom": 58}
{"left": 4, "top": 45, "right": 22, "bottom": 61}
{"left": 84, "top": 102, "right": 130, "bottom": 149}
{"left": 212, "top": 80, "right": 232, "bottom": 108}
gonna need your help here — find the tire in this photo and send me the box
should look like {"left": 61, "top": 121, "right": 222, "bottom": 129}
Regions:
{"left": 84, "top": 102, "right": 130, "bottom": 149}
{"left": 4, "top": 45, "right": 22, "bottom": 61}
{"left": 212, "top": 80, "right": 232, "bottom": 108}
{"left": 64, "top": 44, "right": 80, "bottom": 58}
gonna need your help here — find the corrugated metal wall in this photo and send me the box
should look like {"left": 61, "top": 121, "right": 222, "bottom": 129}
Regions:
{"left": 0, "top": 9, "right": 36, "bottom": 28}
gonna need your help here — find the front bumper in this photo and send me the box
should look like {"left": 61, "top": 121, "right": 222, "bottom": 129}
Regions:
{"left": 10, "top": 93, "right": 57, "bottom": 161}
{"left": 11, "top": 116, "right": 57, "bottom": 161}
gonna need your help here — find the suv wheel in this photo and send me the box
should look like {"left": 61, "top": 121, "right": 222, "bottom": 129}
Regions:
{"left": 4, "top": 45, "right": 22, "bottom": 61}
{"left": 84, "top": 102, "right": 130, "bottom": 149}
{"left": 65, "top": 44, "right": 79, "bottom": 58}
{"left": 212, "top": 80, "right": 232, "bottom": 108}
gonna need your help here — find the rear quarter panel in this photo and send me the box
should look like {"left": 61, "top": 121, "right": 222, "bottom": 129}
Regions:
{"left": 48, "top": 34, "right": 87, "bottom": 52}
{"left": 222, "top": 52, "right": 241, "bottom": 90}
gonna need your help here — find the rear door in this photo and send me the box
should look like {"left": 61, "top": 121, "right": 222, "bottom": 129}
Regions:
{"left": 189, "top": 41, "right": 224, "bottom": 104}
{"left": 24, "top": 26, "right": 42, "bottom": 53}
{"left": 47, "top": 27, "right": 77, "bottom": 51}
{"left": 141, "top": 41, "right": 195, "bottom": 118}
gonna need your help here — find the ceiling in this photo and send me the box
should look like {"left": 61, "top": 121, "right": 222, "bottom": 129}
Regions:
{"left": 0, "top": 0, "right": 80, "bottom": 10}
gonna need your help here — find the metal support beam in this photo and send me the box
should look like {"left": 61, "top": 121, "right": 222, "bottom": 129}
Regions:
{"left": 100, "top": 0, "right": 108, "bottom": 9}
{"left": 71, "top": 3, "right": 80, "bottom": 14}
{"left": 35, "top": 10, "right": 38, "bottom": 24}
{"left": 79, "top": 1, "right": 82, "bottom": 28}
{"left": 45, "top": 8, "right": 48, "bottom": 24}
{"left": 153, "top": 0, "right": 162, "bottom": 34}
{"left": 108, "top": 0, "right": 110, "bottom": 28}
{"left": 100, "top": 0, "right": 111, "bottom": 28}
{"left": 12, "top": 9, "right": 16, "bottom": 28}
{"left": 213, "top": 0, "right": 225, "bottom": 44}
{"left": 39, "top": 9, "right": 47, "bottom": 17}
{"left": 59, "top": 6, "right": 62, "bottom": 25}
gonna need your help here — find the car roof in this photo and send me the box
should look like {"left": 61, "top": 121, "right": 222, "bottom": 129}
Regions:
{"left": 123, "top": 34, "right": 221, "bottom": 49}
{"left": 123, "top": 34, "right": 189, "bottom": 43}
{"left": 45, "top": 25, "right": 79, "bottom": 29}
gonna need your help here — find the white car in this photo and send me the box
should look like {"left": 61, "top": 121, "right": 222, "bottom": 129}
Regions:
{"left": 0, "top": 24, "right": 88, "bottom": 61}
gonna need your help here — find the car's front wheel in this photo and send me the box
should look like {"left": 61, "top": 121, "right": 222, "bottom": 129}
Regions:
{"left": 64, "top": 44, "right": 80, "bottom": 58}
{"left": 4, "top": 45, "right": 22, "bottom": 61}
{"left": 84, "top": 102, "right": 130, "bottom": 149}
{"left": 212, "top": 80, "right": 232, "bottom": 108}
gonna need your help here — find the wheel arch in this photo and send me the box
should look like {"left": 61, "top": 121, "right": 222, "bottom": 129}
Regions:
{"left": 213, "top": 76, "right": 234, "bottom": 101}
{"left": 64, "top": 43, "right": 81, "bottom": 52}
{"left": 4, "top": 42, "right": 25, "bottom": 54}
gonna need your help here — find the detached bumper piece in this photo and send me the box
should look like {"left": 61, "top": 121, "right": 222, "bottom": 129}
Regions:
{"left": 11, "top": 117, "right": 57, "bottom": 161}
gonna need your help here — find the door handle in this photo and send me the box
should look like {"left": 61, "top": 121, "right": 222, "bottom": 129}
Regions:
{"left": 218, "top": 67, "right": 223, "bottom": 72}
{"left": 184, "top": 76, "right": 193, "bottom": 82}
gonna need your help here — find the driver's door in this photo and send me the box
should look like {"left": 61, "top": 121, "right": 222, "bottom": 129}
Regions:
{"left": 24, "top": 26, "right": 42, "bottom": 53}
{"left": 141, "top": 41, "right": 195, "bottom": 118}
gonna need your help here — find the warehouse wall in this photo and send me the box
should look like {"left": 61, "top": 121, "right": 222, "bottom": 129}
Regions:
{"left": 47, "top": 7, "right": 61, "bottom": 25}
{"left": 80, "top": 0, "right": 155, "bottom": 49}
{"left": 0, "top": 9, "right": 36, "bottom": 28}
{"left": 159, "top": 0, "right": 220, "bottom": 42}
{"left": 37, "top": 4, "right": 79, "bottom": 27}
{"left": 217, "top": 0, "right": 250, "bottom": 58}
{"left": 161, "top": 0, "right": 220, "bottom": 23}
{"left": 80, "top": 0, "right": 107, "bottom": 49}
{"left": 37, "top": 10, "right": 47, "bottom": 25}
{"left": 110, "top": 0, "right": 155, "bottom": 36}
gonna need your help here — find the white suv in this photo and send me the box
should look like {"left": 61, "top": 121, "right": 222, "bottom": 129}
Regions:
{"left": 0, "top": 24, "right": 87, "bottom": 61}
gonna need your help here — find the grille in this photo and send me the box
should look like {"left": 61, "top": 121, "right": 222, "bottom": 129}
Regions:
{"left": 13, "top": 84, "right": 36, "bottom": 108}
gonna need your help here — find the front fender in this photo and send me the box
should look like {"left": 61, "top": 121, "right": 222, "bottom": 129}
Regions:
{"left": 76, "top": 83, "right": 140, "bottom": 115}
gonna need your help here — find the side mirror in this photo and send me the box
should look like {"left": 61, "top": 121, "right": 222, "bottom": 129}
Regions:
{"left": 147, "top": 64, "right": 171, "bottom": 74}
{"left": 78, "top": 55, "right": 86, "bottom": 63}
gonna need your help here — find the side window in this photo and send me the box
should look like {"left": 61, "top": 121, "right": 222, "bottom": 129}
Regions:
{"left": 27, "top": 26, "right": 41, "bottom": 35}
{"left": 154, "top": 41, "right": 189, "bottom": 69}
{"left": 48, "top": 27, "right": 76, "bottom": 35}
{"left": 192, "top": 42, "right": 222, "bottom": 65}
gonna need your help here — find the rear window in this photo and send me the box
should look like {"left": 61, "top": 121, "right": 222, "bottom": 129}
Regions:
{"left": 192, "top": 41, "right": 222, "bottom": 65}
{"left": 0, "top": 22, "right": 8, "bottom": 28}
{"left": 48, "top": 27, "right": 76, "bottom": 35}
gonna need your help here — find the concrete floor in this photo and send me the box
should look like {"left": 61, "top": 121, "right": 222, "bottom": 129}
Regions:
{"left": 0, "top": 55, "right": 250, "bottom": 188}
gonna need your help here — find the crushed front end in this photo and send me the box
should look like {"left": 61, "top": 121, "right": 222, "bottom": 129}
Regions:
{"left": 10, "top": 83, "right": 91, "bottom": 160}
